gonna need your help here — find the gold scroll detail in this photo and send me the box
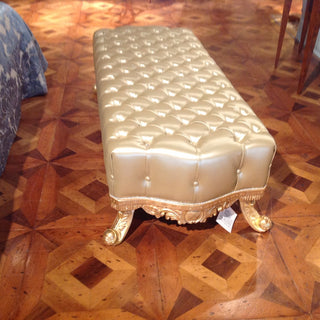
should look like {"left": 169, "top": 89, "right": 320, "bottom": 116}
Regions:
{"left": 240, "top": 200, "right": 272, "bottom": 232}
{"left": 103, "top": 189, "right": 272, "bottom": 245}
{"left": 142, "top": 205, "right": 218, "bottom": 225}
{"left": 103, "top": 210, "right": 134, "bottom": 245}
{"left": 110, "top": 188, "right": 265, "bottom": 214}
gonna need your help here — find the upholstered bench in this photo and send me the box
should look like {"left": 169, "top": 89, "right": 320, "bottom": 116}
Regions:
{"left": 93, "top": 26, "right": 276, "bottom": 245}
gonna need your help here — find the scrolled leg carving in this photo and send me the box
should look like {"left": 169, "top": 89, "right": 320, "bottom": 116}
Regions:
{"left": 103, "top": 210, "right": 134, "bottom": 245}
{"left": 240, "top": 200, "right": 272, "bottom": 232}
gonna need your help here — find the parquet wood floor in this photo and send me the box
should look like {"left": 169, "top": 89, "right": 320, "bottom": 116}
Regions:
{"left": 1, "top": 0, "right": 319, "bottom": 319}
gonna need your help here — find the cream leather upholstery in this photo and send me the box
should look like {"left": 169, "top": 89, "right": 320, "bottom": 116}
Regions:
{"left": 93, "top": 26, "right": 276, "bottom": 245}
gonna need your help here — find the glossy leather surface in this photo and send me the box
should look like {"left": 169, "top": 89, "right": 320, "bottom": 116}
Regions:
{"left": 93, "top": 26, "right": 276, "bottom": 204}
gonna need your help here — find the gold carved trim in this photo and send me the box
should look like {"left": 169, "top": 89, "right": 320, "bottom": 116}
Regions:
{"left": 109, "top": 188, "right": 265, "bottom": 225}
{"left": 103, "top": 210, "right": 134, "bottom": 245}
{"left": 240, "top": 200, "right": 272, "bottom": 232}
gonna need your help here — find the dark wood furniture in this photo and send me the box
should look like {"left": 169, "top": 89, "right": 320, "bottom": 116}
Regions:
{"left": 275, "top": 0, "right": 320, "bottom": 93}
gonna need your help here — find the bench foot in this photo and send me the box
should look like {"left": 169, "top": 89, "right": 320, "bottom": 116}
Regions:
{"left": 240, "top": 200, "right": 272, "bottom": 232}
{"left": 103, "top": 210, "right": 134, "bottom": 245}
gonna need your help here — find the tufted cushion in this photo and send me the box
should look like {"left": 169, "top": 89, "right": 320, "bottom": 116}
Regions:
{"left": 93, "top": 26, "right": 276, "bottom": 207}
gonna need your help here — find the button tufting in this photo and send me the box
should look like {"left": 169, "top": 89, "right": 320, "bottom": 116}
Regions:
{"left": 234, "top": 131, "right": 246, "bottom": 142}
{"left": 131, "top": 105, "right": 143, "bottom": 112}
{"left": 225, "top": 116, "right": 234, "bottom": 123}
{"left": 189, "top": 136, "right": 201, "bottom": 146}
{"left": 240, "top": 109, "right": 249, "bottom": 116}
{"left": 110, "top": 99, "right": 121, "bottom": 106}
{"left": 115, "top": 130, "right": 128, "bottom": 138}
{"left": 180, "top": 118, "right": 189, "bottom": 125}
{"left": 106, "top": 86, "right": 118, "bottom": 93}
{"left": 104, "top": 74, "right": 115, "bottom": 80}
{"left": 188, "top": 96, "right": 198, "bottom": 102}
{"left": 205, "top": 88, "right": 214, "bottom": 94}
{"left": 137, "top": 120, "right": 147, "bottom": 127}
{"left": 252, "top": 125, "right": 260, "bottom": 133}
{"left": 128, "top": 92, "right": 138, "bottom": 98}
{"left": 115, "top": 114, "right": 125, "bottom": 122}
{"left": 141, "top": 135, "right": 153, "bottom": 144}
{"left": 210, "top": 126, "right": 217, "bottom": 131}
{"left": 147, "top": 84, "right": 155, "bottom": 90}
{"left": 150, "top": 97, "right": 160, "bottom": 103}
{"left": 164, "top": 128, "right": 174, "bottom": 135}
{"left": 183, "top": 84, "right": 191, "bottom": 89}
{"left": 94, "top": 26, "right": 276, "bottom": 207}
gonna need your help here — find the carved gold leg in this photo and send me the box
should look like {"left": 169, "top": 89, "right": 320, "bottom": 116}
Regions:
{"left": 103, "top": 210, "right": 134, "bottom": 245}
{"left": 240, "top": 200, "right": 272, "bottom": 232}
